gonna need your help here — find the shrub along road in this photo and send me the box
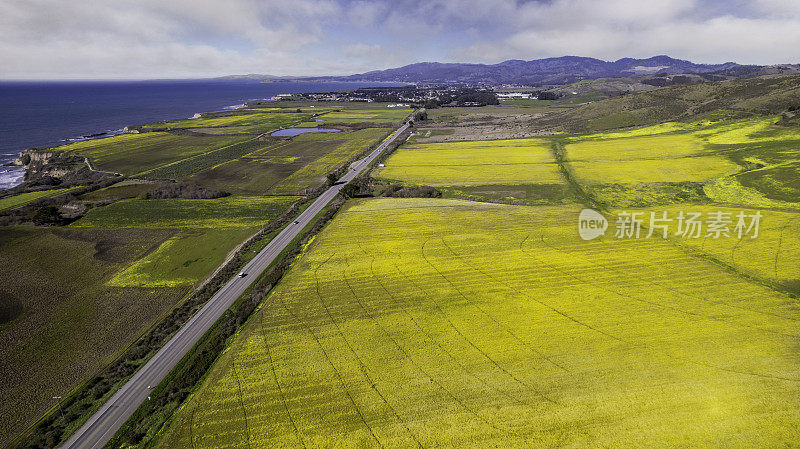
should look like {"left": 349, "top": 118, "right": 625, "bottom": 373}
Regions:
{"left": 61, "top": 120, "right": 412, "bottom": 449}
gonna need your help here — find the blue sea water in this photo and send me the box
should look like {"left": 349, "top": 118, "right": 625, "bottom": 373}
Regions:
{"left": 0, "top": 80, "right": 397, "bottom": 189}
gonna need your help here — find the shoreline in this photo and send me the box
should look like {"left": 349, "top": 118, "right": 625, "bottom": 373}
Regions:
{"left": 0, "top": 79, "right": 405, "bottom": 192}
{"left": 0, "top": 100, "right": 270, "bottom": 191}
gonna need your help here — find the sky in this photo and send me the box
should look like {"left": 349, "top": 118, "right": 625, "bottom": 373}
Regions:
{"left": 1, "top": 0, "right": 800, "bottom": 79}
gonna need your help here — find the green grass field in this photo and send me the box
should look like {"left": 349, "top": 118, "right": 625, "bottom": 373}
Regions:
{"left": 302, "top": 108, "right": 412, "bottom": 126}
{"left": 0, "top": 227, "right": 185, "bottom": 443}
{"left": 70, "top": 196, "right": 298, "bottom": 288}
{"left": 0, "top": 187, "right": 77, "bottom": 211}
{"left": 79, "top": 180, "right": 156, "bottom": 202}
{"left": 155, "top": 198, "right": 800, "bottom": 448}
{"left": 376, "top": 138, "right": 564, "bottom": 186}
{"left": 270, "top": 128, "right": 392, "bottom": 194}
{"left": 136, "top": 139, "right": 284, "bottom": 180}
{"left": 185, "top": 128, "right": 390, "bottom": 195}
{"left": 142, "top": 110, "right": 316, "bottom": 131}
{"left": 540, "top": 75, "right": 800, "bottom": 133}
{"left": 53, "top": 132, "right": 252, "bottom": 175}
{"left": 72, "top": 196, "right": 298, "bottom": 229}
{"left": 187, "top": 140, "right": 340, "bottom": 194}
{"left": 107, "top": 227, "right": 258, "bottom": 287}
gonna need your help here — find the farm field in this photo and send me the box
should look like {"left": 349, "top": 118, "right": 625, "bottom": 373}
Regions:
{"left": 704, "top": 176, "right": 800, "bottom": 210}
{"left": 270, "top": 128, "right": 392, "bottom": 194}
{"left": 375, "top": 138, "right": 564, "bottom": 186}
{"left": 187, "top": 140, "right": 338, "bottom": 194}
{"left": 142, "top": 110, "right": 316, "bottom": 132}
{"left": 156, "top": 198, "right": 800, "bottom": 448}
{"left": 406, "top": 128, "right": 455, "bottom": 142}
{"left": 300, "top": 108, "right": 412, "bottom": 126}
{"left": 0, "top": 187, "right": 77, "bottom": 211}
{"left": 417, "top": 105, "right": 556, "bottom": 141}
{"left": 187, "top": 128, "right": 391, "bottom": 195}
{"left": 0, "top": 194, "right": 299, "bottom": 441}
{"left": 566, "top": 134, "right": 706, "bottom": 161}
{"left": 382, "top": 116, "right": 797, "bottom": 209}
{"left": 53, "top": 132, "right": 252, "bottom": 175}
{"left": 71, "top": 196, "right": 298, "bottom": 229}
{"left": 569, "top": 156, "right": 740, "bottom": 183}
{"left": 107, "top": 227, "right": 259, "bottom": 287}
{"left": 136, "top": 139, "right": 285, "bottom": 180}
{"left": 79, "top": 180, "right": 157, "bottom": 202}
{"left": 564, "top": 133, "right": 739, "bottom": 185}
{"left": 655, "top": 204, "right": 800, "bottom": 287}
{"left": 0, "top": 227, "right": 185, "bottom": 443}
{"left": 71, "top": 195, "right": 298, "bottom": 287}
{"left": 1, "top": 102, "right": 408, "bottom": 445}
{"left": 561, "top": 116, "right": 800, "bottom": 206}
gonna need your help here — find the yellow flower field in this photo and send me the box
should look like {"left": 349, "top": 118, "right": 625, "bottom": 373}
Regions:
{"left": 155, "top": 198, "right": 800, "bottom": 448}
{"left": 570, "top": 156, "right": 740, "bottom": 183}
{"left": 376, "top": 138, "right": 564, "bottom": 185}
{"left": 566, "top": 134, "right": 706, "bottom": 161}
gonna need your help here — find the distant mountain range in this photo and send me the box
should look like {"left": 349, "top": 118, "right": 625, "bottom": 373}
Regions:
{"left": 321, "top": 55, "right": 744, "bottom": 86}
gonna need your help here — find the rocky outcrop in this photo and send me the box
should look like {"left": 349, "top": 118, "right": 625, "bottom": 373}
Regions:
{"left": 13, "top": 149, "right": 57, "bottom": 166}
{"left": 11, "top": 149, "right": 117, "bottom": 188}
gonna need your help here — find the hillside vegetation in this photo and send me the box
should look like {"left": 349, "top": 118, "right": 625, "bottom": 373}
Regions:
{"left": 545, "top": 74, "right": 800, "bottom": 132}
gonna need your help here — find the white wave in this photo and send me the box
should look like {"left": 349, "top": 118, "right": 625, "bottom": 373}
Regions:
{"left": 0, "top": 167, "right": 25, "bottom": 190}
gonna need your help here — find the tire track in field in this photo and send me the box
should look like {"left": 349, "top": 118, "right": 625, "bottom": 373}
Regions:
{"left": 356, "top": 243, "right": 548, "bottom": 411}
{"left": 597, "top": 234, "right": 800, "bottom": 323}
{"left": 518, "top": 234, "right": 800, "bottom": 383}
{"left": 307, "top": 255, "right": 386, "bottom": 448}
{"left": 231, "top": 362, "right": 253, "bottom": 449}
{"left": 519, "top": 235, "right": 799, "bottom": 338}
{"left": 339, "top": 254, "right": 539, "bottom": 446}
{"left": 257, "top": 306, "right": 307, "bottom": 449}
{"left": 316, "top": 254, "right": 425, "bottom": 448}
{"left": 771, "top": 216, "right": 799, "bottom": 280}
{"left": 188, "top": 388, "right": 199, "bottom": 449}
{"left": 386, "top": 253, "right": 569, "bottom": 411}
{"left": 418, "top": 239, "right": 571, "bottom": 373}
{"left": 274, "top": 277, "right": 384, "bottom": 448}
{"left": 662, "top": 231, "right": 800, "bottom": 322}
{"left": 387, "top": 247, "right": 570, "bottom": 378}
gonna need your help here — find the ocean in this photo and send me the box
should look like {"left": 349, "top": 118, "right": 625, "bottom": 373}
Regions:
{"left": 0, "top": 80, "right": 396, "bottom": 189}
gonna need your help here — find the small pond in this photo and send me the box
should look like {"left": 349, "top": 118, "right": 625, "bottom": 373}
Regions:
{"left": 270, "top": 127, "right": 340, "bottom": 137}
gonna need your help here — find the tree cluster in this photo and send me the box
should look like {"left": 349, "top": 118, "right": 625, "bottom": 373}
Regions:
{"left": 140, "top": 182, "right": 229, "bottom": 199}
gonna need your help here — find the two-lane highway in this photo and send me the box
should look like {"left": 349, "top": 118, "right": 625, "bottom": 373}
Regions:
{"left": 61, "top": 119, "right": 412, "bottom": 449}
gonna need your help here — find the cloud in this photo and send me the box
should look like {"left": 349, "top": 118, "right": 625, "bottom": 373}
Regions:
{"left": 0, "top": 0, "right": 348, "bottom": 78}
{"left": 0, "top": 0, "right": 799, "bottom": 79}
{"left": 343, "top": 43, "right": 383, "bottom": 57}
{"left": 454, "top": 0, "right": 800, "bottom": 64}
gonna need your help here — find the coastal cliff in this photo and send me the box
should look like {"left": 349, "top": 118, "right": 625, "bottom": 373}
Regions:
{"left": 12, "top": 149, "right": 116, "bottom": 187}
